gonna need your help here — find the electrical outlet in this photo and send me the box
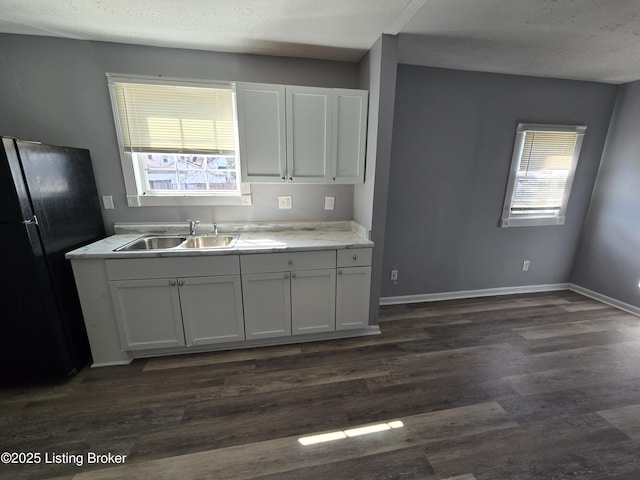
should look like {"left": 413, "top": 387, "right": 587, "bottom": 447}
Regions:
{"left": 126, "top": 195, "right": 141, "bottom": 207}
{"left": 523, "top": 260, "right": 530, "bottom": 271}
{"left": 324, "top": 196, "right": 335, "bottom": 211}
{"left": 278, "top": 195, "right": 292, "bottom": 209}
{"left": 390, "top": 269, "right": 398, "bottom": 282}
{"left": 241, "top": 194, "right": 252, "bottom": 206}
{"left": 102, "top": 195, "right": 114, "bottom": 210}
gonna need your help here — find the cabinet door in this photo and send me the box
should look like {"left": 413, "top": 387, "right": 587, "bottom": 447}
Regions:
{"left": 331, "top": 89, "right": 368, "bottom": 184}
{"left": 236, "top": 83, "right": 287, "bottom": 182}
{"left": 291, "top": 268, "right": 336, "bottom": 335}
{"left": 242, "top": 272, "right": 291, "bottom": 339}
{"left": 336, "top": 267, "right": 371, "bottom": 330}
{"left": 109, "top": 279, "right": 185, "bottom": 350}
{"left": 179, "top": 275, "right": 245, "bottom": 346}
{"left": 286, "top": 86, "right": 331, "bottom": 183}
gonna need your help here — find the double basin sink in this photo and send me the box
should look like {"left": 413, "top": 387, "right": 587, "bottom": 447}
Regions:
{"left": 115, "top": 234, "right": 238, "bottom": 252}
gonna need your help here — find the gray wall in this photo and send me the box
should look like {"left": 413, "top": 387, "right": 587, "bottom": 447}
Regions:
{"left": 0, "top": 34, "right": 359, "bottom": 234}
{"left": 382, "top": 65, "right": 617, "bottom": 298}
{"left": 355, "top": 35, "right": 398, "bottom": 323}
{"left": 571, "top": 81, "right": 640, "bottom": 308}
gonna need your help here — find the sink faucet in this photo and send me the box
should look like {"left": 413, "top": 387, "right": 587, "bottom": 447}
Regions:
{"left": 187, "top": 219, "right": 200, "bottom": 236}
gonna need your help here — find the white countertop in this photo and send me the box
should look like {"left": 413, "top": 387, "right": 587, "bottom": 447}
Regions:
{"left": 66, "top": 221, "right": 373, "bottom": 259}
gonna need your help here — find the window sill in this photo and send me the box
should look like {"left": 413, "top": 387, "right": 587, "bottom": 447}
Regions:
{"left": 126, "top": 193, "right": 251, "bottom": 207}
{"left": 499, "top": 216, "right": 565, "bottom": 228}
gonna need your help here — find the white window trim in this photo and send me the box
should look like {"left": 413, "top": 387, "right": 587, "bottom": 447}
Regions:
{"left": 500, "top": 123, "right": 586, "bottom": 228}
{"left": 107, "top": 73, "right": 251, "bottom": 207}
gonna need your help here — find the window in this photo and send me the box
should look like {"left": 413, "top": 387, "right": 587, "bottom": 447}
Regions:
{"left": 500, "top": 123, "right": 586, "bottom": 227}
{"left": 107, "top": 74, "right": 249, "bottom": 207}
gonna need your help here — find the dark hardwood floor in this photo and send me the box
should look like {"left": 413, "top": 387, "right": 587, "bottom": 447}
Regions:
{"left": 3, "top": 291, "right": 640, "bottom": 479}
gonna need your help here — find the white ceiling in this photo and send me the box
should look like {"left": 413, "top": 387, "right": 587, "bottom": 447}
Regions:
{"left": 1, "top": 0, "right": 640, "bottom": 84}
{"left": 399, "top": 0, "right": 640, "bottom": 84}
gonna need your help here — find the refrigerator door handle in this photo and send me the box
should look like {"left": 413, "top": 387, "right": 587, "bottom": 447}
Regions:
{"left": 23, "top": 215, "right": 39, "bottom": 225}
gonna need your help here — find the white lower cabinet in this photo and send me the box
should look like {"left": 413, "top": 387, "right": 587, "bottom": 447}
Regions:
{"left": 241, "top": 251, "right": 337, "bottom": 339}
{"left": 104, "top": 247, "right": 372, "bottom": 355}
{"left": 106, "top": 256, "right": 244, "bottom": 351}
{"left": 179, "top": 275, "right": 245, "bottom": 346}
{"left": 336, "top": 267, "right": 371, "bottom": 330}
{"left": 291, "top": 268, "right": 336, "bottom": 335}
{"left": 242, "top": 272, "right": 291, "bottom": 340}
{"left": 109, "top": 278, "right": 185, "bottom": 350}
{"left": 336, "top": 248, "right": 372, "bottom": 330}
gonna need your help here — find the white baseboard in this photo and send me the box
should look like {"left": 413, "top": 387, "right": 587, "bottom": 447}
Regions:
{"left": 379, "top": 283, "right": 570, "bottom": 305}
{"left": 569, "top": 283, "right": 640, "bottom": 317}
{"left": 91, "top": 360, "right": 132, "bottom": 368}
{"left": 129, "top": 326, "right": 382, "bottom": 361}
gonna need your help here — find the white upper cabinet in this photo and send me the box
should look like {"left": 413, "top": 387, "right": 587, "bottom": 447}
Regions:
{"left": 236, "top": 82, "right": 368, "bottom": 184}
{"left": 286, "top": 86, "right": 332, "bottom": 183}
{"left": 331, "top": 89, "right": 368, "bottom": 184}
{"left": 236, "top": 83, "right": 287, "bottom": 182}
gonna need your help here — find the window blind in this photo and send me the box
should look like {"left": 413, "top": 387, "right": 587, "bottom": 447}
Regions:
{"left": 511, "top": 130, "right": 578, "bottom": 215}
{"left": 112, "top": 82, "right": 236, "bottom": 154}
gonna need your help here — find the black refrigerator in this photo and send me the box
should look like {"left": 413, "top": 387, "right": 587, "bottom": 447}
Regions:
{"left": 0, "top": 138, "right": 105, "bottom": 384}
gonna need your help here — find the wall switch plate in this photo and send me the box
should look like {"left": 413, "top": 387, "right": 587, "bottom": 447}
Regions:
{"left": 241, "top": 194, "right": 252, "bottom": 206}
{"left": 390, "top": 269, "right": 399, "bottom": 281}
{"left": 324, "top": 196, "right": 335, "bottom": 210}
{"left": 523, "top": 260, "right": 530, "bottom": 271}
{"left": 278, "top": 195, "right": 292, "bottom": 209}
{"left": 102, "top": 195, "right": 114, "bottom": 210}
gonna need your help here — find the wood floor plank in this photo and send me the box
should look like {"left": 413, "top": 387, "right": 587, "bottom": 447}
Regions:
{"left": 251, "top": 445, "right": 438, "bottom": 480}
{"left": 512, "top": 311, "right": 639, "bottom": 340}
{"left": 499, "top": 377, "right": 640, "bottom": 425}
{"left": 597, "top": 403, "right": 640, "bottom": 440}
{"left": 220, "top": 357, "right": 389, "bottom": 397}
{"left": 504, "top": 341, "right": 640, "bottom": 395}
{"left": 425, "top": 413, "right": 633, "bottom": 479}
{"left": 514, "top": 329, "right": 632, "bottom": 354}
{"left": 143, "top": 344, "right": 303, "bottom": 371}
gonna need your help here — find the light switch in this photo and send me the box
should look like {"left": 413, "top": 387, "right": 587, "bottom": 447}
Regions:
{"left": 102, "top": 195, "right": 115, "bottom": 210}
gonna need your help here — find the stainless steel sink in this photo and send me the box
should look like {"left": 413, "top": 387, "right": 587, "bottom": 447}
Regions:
{"left": 115, "top": 236, "right": 187, "bottom": 251}
{"left": 180, "top": 235, "right": 237, "bottom": 249}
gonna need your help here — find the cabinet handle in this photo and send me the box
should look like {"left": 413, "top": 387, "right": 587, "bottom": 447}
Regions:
{"left": 288, "top": 259, "right": 293, "bottom": 265}
{"left": 169, "top": 280, "right": 176, "bottom": 286}
{"left": 292, "top": 273, "right": 296, "bottom": 278}
{"left": 288, "top": 177, "right": 293, "bottom": 182}
{"left": 352, "top": 254, "right": 358, "bottom": 260}
{"left": 178, "top": 280, "right": 184, "bottom": 286}
{"left": 281, "top": 176, "right": 286, "bottom": 181}
{"left": 338, "top": 270, "right": 342, "bottom": 275}
{"left": 332, "top": 177, "right": 336, "bottom": 182}
{"left": 284, "top": 273, "right": 289, "bottom": 279}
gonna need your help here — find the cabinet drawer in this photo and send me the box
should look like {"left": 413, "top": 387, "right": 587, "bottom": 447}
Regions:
{"left": 337, "top": 248, "right": 372, "bottom": 267}
{"left": 241, "top": 250, "right": 336, "bottom": 274}
{"left": 106, "top": 255, "right": 240, "bottom": 280}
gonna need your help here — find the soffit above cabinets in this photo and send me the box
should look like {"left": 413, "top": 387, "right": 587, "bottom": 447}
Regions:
{"left": 0, "top": 0, "right": 426, "bottom": 62}
{"left": 2, "top": 0, "right": 640, "bottom": 83}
